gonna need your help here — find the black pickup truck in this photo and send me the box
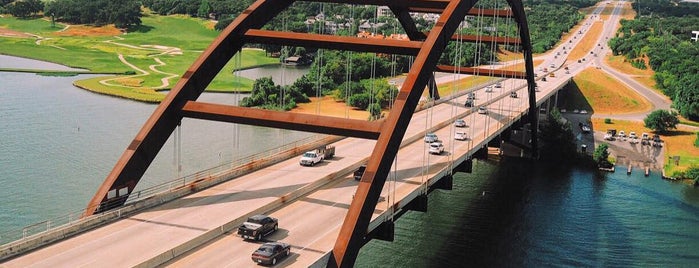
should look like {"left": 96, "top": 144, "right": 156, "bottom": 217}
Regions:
{"left": 238, "top": 214, "right": 278, "bottom": 241}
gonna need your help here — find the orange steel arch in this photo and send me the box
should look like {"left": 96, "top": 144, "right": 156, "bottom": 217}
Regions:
{"left": 87, "top": 0, "right": 536, "bottom": 265}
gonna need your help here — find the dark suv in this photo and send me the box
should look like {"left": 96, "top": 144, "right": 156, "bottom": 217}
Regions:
{"left": 354, "top": 165, "right": 366, "bottom": 180}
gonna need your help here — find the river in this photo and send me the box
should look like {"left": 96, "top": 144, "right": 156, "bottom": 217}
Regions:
{"left": 1, "top": 56, "right": 698, "bottom": 266}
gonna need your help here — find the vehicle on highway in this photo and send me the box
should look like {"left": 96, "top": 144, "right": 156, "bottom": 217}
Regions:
{"left": 477, "top": 106, "right": 488, "bottom": 114}
{"left": 541, "top": 77, "right": 547, "bottom": 82}
{"left": 454, "top": 119, "right": 467, "bottom": 127}
{"left": 429, "top": 142, "right": 444, "bottom": 155}
{"left": 484, "top": 86, "right": 493, "bottom": 93}
{"left": 549, "top": 72, "right": 555, "bottom": 77}
{"left": 251, "top": 242, "right": 291, "bottom": 266}
{"left": 467, "top": 92, "right": 476, "bottom": 100}
{"left": 510, "top": 92, "right": 517, "bottom": 98}
{"left": 354, "top": 164, "right": 366, "bottom": 180}
{"left": 550, "top": 63, "right": 556, "bottom": 68}
{"left": 425, "top": 133, "right": 438, "bottom": 143}
{"left": 464, "top": 99, "right": 474, "bottom": 107}
{"left": 238, "top": 215, "right": 279, "bottom": 241}
{"left": 495, "top": 82, "right": 502, "bottom": 88}
{"left": 455, "top": 131, "right": 468, "bottom": 141}
{"left": 299, "top": 145, "right": 334, "bottom": 166}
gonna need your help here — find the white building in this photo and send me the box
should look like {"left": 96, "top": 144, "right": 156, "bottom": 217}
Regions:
{"left": 692, "top": 31, "right": 699, "bottom": 42}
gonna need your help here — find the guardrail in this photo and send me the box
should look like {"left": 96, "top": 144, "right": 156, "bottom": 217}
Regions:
{"left": 0, "top": 134, "right": 331, "bottom": 247}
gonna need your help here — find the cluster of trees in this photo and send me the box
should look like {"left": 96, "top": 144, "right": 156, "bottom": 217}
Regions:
{"left": 239, "top": 77, "right": 309, "bottom": 111}
{"left": 524, "top": 0, "right": 596, "bottom": 53}
{"left": 2, "top": 0, "right": 43, "bottom": 18}
{"left": 142, "top": 0, "right": 252, "bottom": 19}
{"left": 2, "top": 0, "right": 142, "bottom": 28}
{"left": 44, "top": 0, "right": 142, "bottom": 28}
{"left": 608, "top": 0, "right": 699, "bottom": 120}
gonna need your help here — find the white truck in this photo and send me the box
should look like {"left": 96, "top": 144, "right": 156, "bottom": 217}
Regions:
{"left": 299, "top": 145, "right": 335, "bottom": 166}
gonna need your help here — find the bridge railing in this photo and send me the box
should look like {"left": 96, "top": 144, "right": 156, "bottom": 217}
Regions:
{"left": 0, "top": 134, "right": 327, "bottom": 246}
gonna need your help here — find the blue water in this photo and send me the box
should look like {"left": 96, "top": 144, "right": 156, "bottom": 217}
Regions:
{"left": 356, "top": 159, "right": 699, "bottom": 267}
{"left": 0, "top": 57, "right": 311, "bottom": 235}
{"left": 2, "top": 56, "right": 699, "bottom": 266}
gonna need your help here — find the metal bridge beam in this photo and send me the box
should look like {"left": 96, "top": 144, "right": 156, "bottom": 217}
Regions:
{"left": 181, "top": 101, "right": 382, "bottom": 139}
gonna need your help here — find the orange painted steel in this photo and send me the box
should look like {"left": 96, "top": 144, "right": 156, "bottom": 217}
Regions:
{"left": 435, "top": 65, "right": 527, "bottom": 79}
{"left": 181, "top": 101, "right": 383, "bottom": 139}
{"left": 245, "top": 29, "right": 423, "bottom": 55}
{"left": 87, "top": 0, "right": 537, "bottom": 266}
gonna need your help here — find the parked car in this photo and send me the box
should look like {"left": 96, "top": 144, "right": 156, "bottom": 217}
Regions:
{"left": 604, "top": 132, "right": 614, "bottom": 140}
{"left": 629, "top": 131, "right": 637, "bottom": 139}
{"left": 618, "top": 130, "right": 626, "bottom": 138}
{"left": 429, "top": 142, "right": 444, "bottom": 155}
{"left": 454, "top": 119, "right": 466, "bottom": 127}
{"left": 424, "top": 133, "right": 438, "bottom": 143}
{"left": 251, "top": 242, "right": 291, "bottom": 266}
{"left": 238, "top": 215, "right": 279, "bottom": 241}
{"left": 354, "top": 164, "right": 366, "bottom": 181}
{"left": 455, "top": 131, "right": 468, "bottom": 141}
{"left": 478, "top": 107, "right": 488, "bottom": 114}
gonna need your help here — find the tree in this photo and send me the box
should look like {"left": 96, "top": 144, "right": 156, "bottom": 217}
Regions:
{"left": 197, "top": 0, "right": 211, "bottom": 18}
{"left": 644, "top": 110, "right": 679, "bottom": 133}
{"left": 6, "top": 0, "right": 43, "bottom": 18}
{"left": 367, "top": 103, "right": 382, "bottom": 121}
{"left": 593, "top": 143, "right": 611, "bottom": 168}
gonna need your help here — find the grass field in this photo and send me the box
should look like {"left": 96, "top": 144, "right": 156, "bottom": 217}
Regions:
{"left": 560, "top": 67, "right": 652, "bottom": 114}
{"left": 0, "top": 14, "right": 277, "bottom": 102}
{"left": 568, "top": 21, "right": 604, "bottom": 61}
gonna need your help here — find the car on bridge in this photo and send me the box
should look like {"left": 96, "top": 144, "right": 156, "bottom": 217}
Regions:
{"left": 477, "top": 106, "right": 488, "bottom": 114}
{"left": 425, "top": 133, "right": 438, "bottom": 143}
{"left": 238, "top": 214, "right": 279, "bottom": 241}
{"left": 455, "top": 131, "right": 468, "bottom": 141}
{"left": 454, "top": 119, "right": 467, "bottom": 127}
{"left": 429, "top": 142, "right": 444, "bottom": 155}
{"left": 354, "top": 164, "right": 366, "bottom": 181}
{"left": 251, "top": 242, "right": 291, "bottom": 266}
{"left": 465, "top": 99, "right": 474, "bottom": 107}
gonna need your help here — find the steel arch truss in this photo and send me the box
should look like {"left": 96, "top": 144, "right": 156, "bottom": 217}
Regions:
{"left": 87, "top": 0, "right": 537, "bottom": 266}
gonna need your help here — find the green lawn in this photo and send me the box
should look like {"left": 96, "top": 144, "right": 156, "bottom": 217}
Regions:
{"left": 0, "top": 14, "right": 278, "bottom": 102}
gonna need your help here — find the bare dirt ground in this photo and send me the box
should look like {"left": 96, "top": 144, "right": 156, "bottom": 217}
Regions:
{"left": 0, "top": 27, "right": 32, "bottom": 38}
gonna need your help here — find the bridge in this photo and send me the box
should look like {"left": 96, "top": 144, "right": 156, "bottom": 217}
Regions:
{"left": 1, "top": 0, "right": 622, "bottom": 267}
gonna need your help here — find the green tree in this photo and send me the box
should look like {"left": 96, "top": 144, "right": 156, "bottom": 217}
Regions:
{"left": 593, "top": 143, "right": 611, "bottom": 168}
{"left": 197, "top": 0, "right": 211, "bottom": 18}
{"left": 5, "top": 0, "right": 43, "bottom": 18}
{"left": 644, "top": 110, "right": 679, "bottom": 133}
{"left": 367, "top": 103, "right": 382, "bottom": 121}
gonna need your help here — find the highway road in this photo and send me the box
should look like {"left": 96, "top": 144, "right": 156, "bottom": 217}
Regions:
{"left": 2, "top": 2, "right": 628, "bottom": 268}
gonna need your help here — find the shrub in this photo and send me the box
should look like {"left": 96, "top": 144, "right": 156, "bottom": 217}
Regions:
{"left": 604, "top": 118, "right": 612, "bottom": 124}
